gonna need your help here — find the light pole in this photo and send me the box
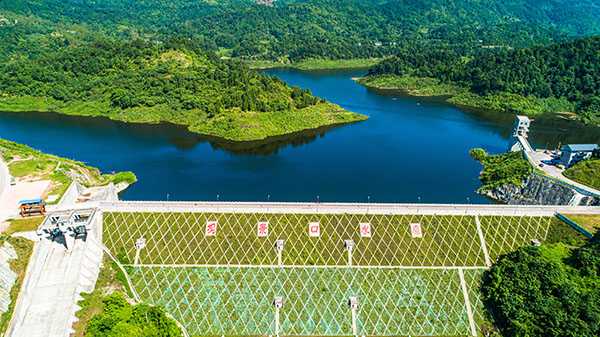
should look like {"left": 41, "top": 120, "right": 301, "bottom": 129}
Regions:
{"left": 166, "top": 194, "right": 169, "bottom": 202}
{"left": 268, "top": 194, "right": 271, "bottom": 202}
{"left": 317, "top": 195, "right": 320, "bottom": 203}
{"left": 217, "top": 194, "right": 219, "bottom": 202}
{"left": 467, "top": 197, "right": 470, "bottom": 204}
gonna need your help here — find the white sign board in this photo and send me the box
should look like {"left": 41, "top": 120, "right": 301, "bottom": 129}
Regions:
{"left": 410, "top": 223, "right": 422, "bottom": 238}
{"left": 309, "top": 222, "right": 320, "bottom": 237}
{"left": 359, "top": 222, "right": 372, "bottom": 237}
{"left": 257, "top": 221, "right": 269, "bottom": 237}
{"left": 205, "top": 221, "right": 217, "bottom": 236}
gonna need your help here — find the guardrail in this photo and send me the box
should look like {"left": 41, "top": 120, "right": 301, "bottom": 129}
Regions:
{"left": 521, "top": 150, "right": 600, "bottom": 199}
{"left": 556, "top": 213, "right": 594, "bottom": 238}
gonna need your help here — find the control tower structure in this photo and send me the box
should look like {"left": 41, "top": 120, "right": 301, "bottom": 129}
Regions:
{"left": 508, "top": 115, "right": 531, "bottom": 152}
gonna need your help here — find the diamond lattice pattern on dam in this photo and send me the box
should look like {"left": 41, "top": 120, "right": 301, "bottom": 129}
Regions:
{"left": 103, "top": 212, "right": 553, "bottom": 336}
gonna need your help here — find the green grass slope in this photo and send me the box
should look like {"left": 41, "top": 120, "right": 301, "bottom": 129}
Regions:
{"left": 564, "top": 159, "right": 600, "bottom": 190}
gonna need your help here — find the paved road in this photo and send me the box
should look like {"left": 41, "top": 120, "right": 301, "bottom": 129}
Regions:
{"left": 518, "top": 136, "right": 600, "bottom": 197}
{"left": 529, "top": 150, "right": 600, "bottom": 196}
{"left": 92, "top": 200, "right": 600, "bottom": 216}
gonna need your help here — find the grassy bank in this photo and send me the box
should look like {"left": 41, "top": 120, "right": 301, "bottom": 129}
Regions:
{"left": 357, "top": 74, "right": 466, "bottom": 96}
{"left": 564, "top": 159, "right": 600, "bottom": 191}
{"left": 0, "top": 138, "right": 137, "bottom": 203}
{"left": 563, "top": 214, "right": 600, "bottom": 235}
{"left": 357, "top": 74, "right": 576, "bottom": 116}
{"left": 0, "top": 96, "right": 366, "bottom": 142}
{"left": 190, "top": 102, "right": 367, "bottom": 141}
{"left": 245, "top": 58, "right": 382, "bottom": 70}
{"left": 470, "top": 148, "right": 531, "bottom": 192}
{"left": 449, "top": 92, "right": 575, "bottom": 116}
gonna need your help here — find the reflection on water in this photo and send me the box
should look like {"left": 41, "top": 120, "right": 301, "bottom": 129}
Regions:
{"left": 363, "top": 85, "right": 600, "bottom": 150}
{"left": 0, "top": 110, "right": 349, "bottom": 157}
{"left": 197, "top": 123, "right": 347, "bottom": 156}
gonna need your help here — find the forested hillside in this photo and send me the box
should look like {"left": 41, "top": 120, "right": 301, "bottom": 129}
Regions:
{"left": 483, "top": 244, "right": 600, "bottom": 336}
{"left": 0, "top": 37, "right": 366, "bottom": 140}
{"left": 361, "top": 36, "right": 600, "bottom": 124}
{"left": 2, "top": 0, "right": 600, "bottom": 64}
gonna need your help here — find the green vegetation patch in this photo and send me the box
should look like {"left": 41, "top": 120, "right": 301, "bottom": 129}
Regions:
{"left": 293, "top": 58, "right": 382, "bottom": 70}
{"left": 564, "top": 159, "right": 600, "bottom": 191}
{"left": 190, "top": 102, "right": 367, "bottom": 141}
{"left": 470, "top": 148, "right": 531, "bottom": 191}
{"left": 128, "top": 266, "right": 478, "bottom": 336}
{"left": 449, "top": 92, "right": 544, "bottom": 115}
{"left": 563, "top": 214, "right": 600, "bottom": 235}
{"left": 84, "top": 292, "right": 182, "bottom": 337}
{"left": 482, "top": 243, "right": 600, "bottom": 337}
{"left": 357, "top": 74, "right": 466, "bottom": 96}
{"left": 545, "top": 216, "right": 591, "bottom": 246}
{"left": 103, "top": 212, "right": 486, "bottom": 267}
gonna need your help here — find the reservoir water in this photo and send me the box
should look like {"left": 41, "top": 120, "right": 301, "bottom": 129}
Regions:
{"left": 1, "top": 68, "right": 599, "bottom": 203}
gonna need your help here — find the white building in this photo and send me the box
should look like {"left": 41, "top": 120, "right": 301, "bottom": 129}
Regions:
{"left": 560, "top": 144, "right": 599, "bottom": 167}
{"left": 507, "top": 115, "right": 531, "bottom": 152}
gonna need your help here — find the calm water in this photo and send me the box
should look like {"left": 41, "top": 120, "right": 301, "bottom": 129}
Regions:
{"left": 1, "top": 68, "right": 599, "bottom": 203}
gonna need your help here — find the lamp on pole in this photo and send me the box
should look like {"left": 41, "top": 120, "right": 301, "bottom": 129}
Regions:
{"left": 268, "top": 194, "right": 271, "bottom": 202}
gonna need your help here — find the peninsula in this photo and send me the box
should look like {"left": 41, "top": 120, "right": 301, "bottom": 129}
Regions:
{"left": 0, "top": 39, "right": 366, "bottom": 142}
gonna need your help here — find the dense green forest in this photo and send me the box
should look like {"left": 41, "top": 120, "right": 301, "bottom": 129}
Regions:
{"left": 0, "top": 37, "right": 365, "bottom": 140}
{"left": 85, "top": 292, "right": 183, "bottom": 336}
{"left": 2, "top": 0, "right": 600, "bottom": 64}
{"left": 469, "top": 148, "right": 531, "bottom": 191}
{"left": 483, "top": 243, "right": 600, "bottom": 336}
{"left": 361, "top": 36, "right": 600, "bottom": 124}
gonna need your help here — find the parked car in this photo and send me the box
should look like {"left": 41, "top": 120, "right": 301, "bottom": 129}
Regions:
{"left": 10, "top": 177, "right": 15, "bottom": 185}
{"left": 539, "top": 163, "right": 544, "bottom": 167}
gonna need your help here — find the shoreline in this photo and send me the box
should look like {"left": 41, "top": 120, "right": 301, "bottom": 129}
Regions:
{"left": 354, "top": 76, "right": 590, "bottom": 121}
{"left": 244, "top": 58, "right": 382, "bottom": 71}
{"left": 0, "top": 106, "right": 368, "bottom": 143}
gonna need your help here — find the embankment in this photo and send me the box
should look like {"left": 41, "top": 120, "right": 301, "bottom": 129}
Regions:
{"left": 483, "top": 174, "right": 599, "bottom": 206}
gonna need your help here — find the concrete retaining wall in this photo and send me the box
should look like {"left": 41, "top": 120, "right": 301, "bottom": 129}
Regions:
{"left": 58, "top": 181, "right": 86, "bottom": 206}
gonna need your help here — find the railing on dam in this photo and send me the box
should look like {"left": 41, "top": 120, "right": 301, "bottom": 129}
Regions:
{"left": 556, "top": 213, "right": 594, "bottom": 238}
